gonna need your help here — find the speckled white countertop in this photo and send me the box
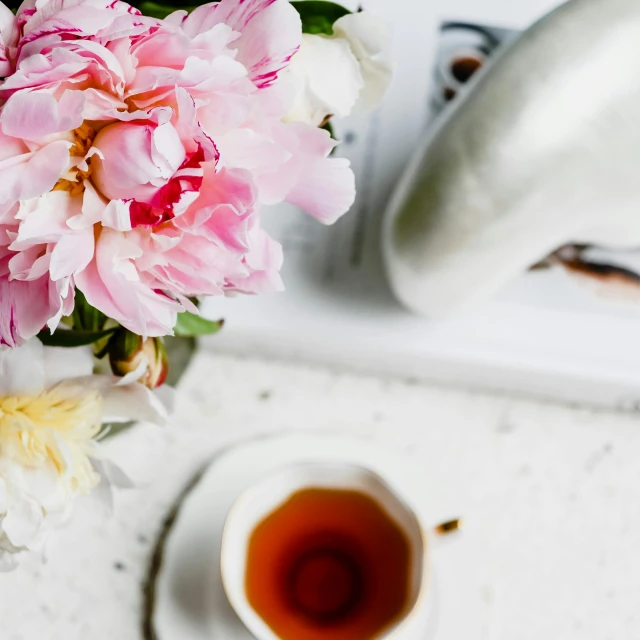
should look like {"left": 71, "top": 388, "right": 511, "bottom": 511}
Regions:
{"left": 1, "top": 350, "right": 640, "bottom": 640}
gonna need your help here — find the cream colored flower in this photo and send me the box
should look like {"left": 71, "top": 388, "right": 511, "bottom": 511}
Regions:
{"left": 285, "top": 11, "right": 392, "bottom": 126}
{"left": 0, "top": 339, "right": 171, "bottom": 570}
{"left": 0, "top": 386, "right": 102, "bottom": 496}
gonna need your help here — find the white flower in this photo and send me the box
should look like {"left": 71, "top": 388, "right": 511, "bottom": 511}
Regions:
{"left": 285, "top": 11, "right": 392, "bottom": 127}
{"left": 0, "top": 339, "right": 171, "bottom": 570}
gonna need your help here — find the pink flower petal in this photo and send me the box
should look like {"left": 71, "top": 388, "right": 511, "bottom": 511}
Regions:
{"left": 1, "top": 90, "right": 84, "bottom": 140}
{"left": 65, "top": 182, "right": 108, "bottom": 230}
{"left": 102, "top": 198, "right": 133, "bottom": 232}
{"left": 227, "top": 226, "right": 284, "bottom": 294}
{"left": 75, "top": 229, "right": 182, "bottom": 337}
{"left": 144, "top": 229, "right": 249, "bottom": 296}
{"left": 17, "top": 1, "right": 142, "bottom": 51}
{"left": 0, "top": 274, "right": 60, "bottom": 347}
{"left": 8, "top": 248, "right": 51, "bottom": 281}
{"left": 286, "top": 155, "right": 356, "bottom": 225}
{"left": 175, "top": 167, "right": 256, "bottom": 252}
{"left": 49, "top": 227, "right": 94, "bottom": 281}
{"left": 274, "top": 123, "right": 356, "bottom": 224}
{"left": 12, "top": 191, "right": 82, "bottom": 247}
{"left": 216, "top": 128, "right": 293, "bottom": 204}
{"left": 0, "top": 131, "right": 28, "bottom": 162}
{"left": 0, "top": 140, "right": 70, "bottom": 205}
{"left": 151, "top": 121, "right": 187, "bottom": 180}
{"left": 91, "top": 121, "right": 176, "bottom": 202}
{"left": 0, "top": 2, "right": 18, "bottom": 77}
{"left": 182, "top": 0, "right": 301, "bottom": 88}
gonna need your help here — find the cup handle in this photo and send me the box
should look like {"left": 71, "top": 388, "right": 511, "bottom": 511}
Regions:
{"left": 433, "top": 518, "right": 463, "bottom": 537}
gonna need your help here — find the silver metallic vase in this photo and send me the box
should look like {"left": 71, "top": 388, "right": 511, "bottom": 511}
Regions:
{"left": 383, "top": 0, "right": 640, "bottom": 317}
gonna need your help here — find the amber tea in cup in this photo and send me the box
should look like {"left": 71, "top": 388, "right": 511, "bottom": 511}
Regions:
{"left": 221, "top": 463, "right": 428, "bottom": 640}
{"left": 245, "top": 487, "right": 411, "bottom": 640}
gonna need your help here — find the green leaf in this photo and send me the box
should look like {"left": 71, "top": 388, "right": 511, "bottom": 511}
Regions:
{"left": 174, "top": 312, "right": 224, "bottom": 338}
{"left": 107, "top": 327, "right": 144, "bottom": 365}
{"left": 73, "top": 290, "right": 108, "bottom": 332}
{"left": 291, "top": 1, "right": 351, "bottom": 35}
{"left": 321, "top": 119, "right": 335, "bottom": 138}
{"left": 133, "top": 0, "right": 212, "bottom": 18}
{"left": 37, "top": 328, "right": 117, "bottom": 348}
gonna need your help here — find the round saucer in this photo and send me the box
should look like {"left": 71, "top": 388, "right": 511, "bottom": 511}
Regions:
{"left": 149, "top": 432, "right": 439, "bottom": 639}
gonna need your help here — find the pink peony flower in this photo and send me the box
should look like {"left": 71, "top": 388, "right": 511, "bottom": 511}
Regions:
{"left": 0, "top": 0, "right": 356, "bottom": 343}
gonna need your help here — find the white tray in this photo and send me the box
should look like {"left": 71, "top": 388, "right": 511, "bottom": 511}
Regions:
{"left": 202, "top": 0, "right": 640, "bottom": 410}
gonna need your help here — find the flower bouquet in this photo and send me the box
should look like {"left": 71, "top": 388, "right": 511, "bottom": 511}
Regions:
{"left": 0, "top": 0, "right": 390, "bottom": 568}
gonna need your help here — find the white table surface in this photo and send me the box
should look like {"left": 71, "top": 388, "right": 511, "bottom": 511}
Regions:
{"left": 1, "top": 350, "right": 640, "bottom": 640}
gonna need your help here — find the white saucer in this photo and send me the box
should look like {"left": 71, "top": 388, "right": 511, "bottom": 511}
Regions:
{"left": 151, "top": 432, "right": 440, "bottom": 639}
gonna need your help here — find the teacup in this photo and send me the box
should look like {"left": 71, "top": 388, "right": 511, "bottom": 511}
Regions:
{"left": 221, "top": 463, "right": 458, "bottom": 640}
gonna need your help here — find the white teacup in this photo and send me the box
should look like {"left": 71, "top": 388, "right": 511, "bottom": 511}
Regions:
{"left": 221, "top": 463, "right": 453, "bottom": 640}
